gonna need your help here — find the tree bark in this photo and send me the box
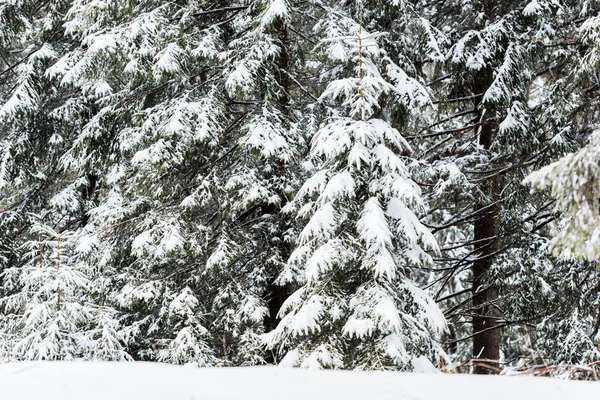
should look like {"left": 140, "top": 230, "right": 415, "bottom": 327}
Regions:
{"left": 471, "top": 69, "right": 501, "bottom": 374}
{"left": 471, "top": 179, "right": 501, "bottom": 374}
{"left": 265, "top": 15, "right": 293, "bottom": 348}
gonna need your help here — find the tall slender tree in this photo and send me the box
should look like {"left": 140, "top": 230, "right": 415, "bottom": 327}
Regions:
{"left": 266, "top": 1, "right": 446, "bottom": 370}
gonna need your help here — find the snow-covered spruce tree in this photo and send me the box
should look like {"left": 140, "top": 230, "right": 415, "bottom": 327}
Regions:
{"left": 525, "top": 131, "right": 600, "bottom": 260}
{"left": 44, "top": 0, "right": 236, "bottom": 364}
{"left": 156, "top": 287, "right": 215, "bottom": 366}
{"left": 0, "top": 207, "right": 131, "bottom": 362}
{"left": 0, "top": 0, "right": 73, "bottom": 292}
{"left": 34, "top": 0, "right": 310, "bottom": 365}
{"left": 0, "top": 0, "right": 135, "bottom": 361}
{"left": 421, "top": 0, "right": 600, "bottom": 372}
{"left": 430, "top": 2, "right": 538, "bottom": 373}
{"left": 202, "top": 0, "right": 310, "bottom": 365}
{"left": 266, "top": 5, "right": 446, "bottom": 370}
{"left": 0, "top": 214, "right": 89, "bottom": 360}
{"left": 518, "top": 5, "right": 600, "bottom": 367}
{"left": 525, "top": 5, "right": 600, "bottom": 261}
{"left": 495, "top": 1, "right": 600, "bottom": 369}
{"left": 75, "top": 224, "right": 132, "bottom": 361}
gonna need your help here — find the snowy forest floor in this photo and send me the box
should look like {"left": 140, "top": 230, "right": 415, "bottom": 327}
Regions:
{"left": 2, "top": 362, "right": 600, "bottom": 399}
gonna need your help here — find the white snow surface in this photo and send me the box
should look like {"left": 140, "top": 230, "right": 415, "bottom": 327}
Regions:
{"left": 2, "top": 362, "right": 600, "bottom": 400}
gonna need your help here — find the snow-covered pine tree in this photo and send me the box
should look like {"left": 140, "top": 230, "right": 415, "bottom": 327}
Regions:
{"left": 519, "top": 3, "right": 600, "bottom": 367}
{"left": 487, "top": 0, "right": 600, "bottom": 370}
{"left": 0, "top": 208, "right": 133, "bottom": 361}
{"left": 425, "top": 1, "right": 534, "bottom": 372}
{"left": 0, "top": 213, "right": 89, "bottom": 360}
{"left": 29, "top": 0, "right": 309, "bottom": 365}
{"left": 46, "top": 0, "right": 237, "bottom": 363}
{"left": 0, "top": 0, "right": 130, "bottom": 362}
{"left": 0, "top": 0, "right": 73, "bottom": 290}
{"left": 266, "top": 3, "right": 446, "bottom": 370}
{"left": 422, "top": 0, "right": 600, "bottom": 372}
{"left": 75, "top": 225, "right": 131, "bottom": 361}
{"left": 202, "top": 0, "right": 309, "bottom": 365}
{"left": 525, "top": 131, "right": 600, "bottom": 260}
{"left": 156, "top": 287, "right": 216, "bottom": 366}
{"left": 525, "top": 4, "right": 600, "bottom": 262}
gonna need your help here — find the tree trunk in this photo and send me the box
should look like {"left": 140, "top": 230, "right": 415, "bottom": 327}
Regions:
{"left": 265, "top": 15, "right": 293, "bottom": 350}
{"left": 471, "top": 181, "right": 501, "bottom": 374}
{"left": 471, "top": 70, "right": 501, "bottom": 374}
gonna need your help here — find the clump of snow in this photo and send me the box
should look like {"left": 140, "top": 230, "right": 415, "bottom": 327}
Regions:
{"left": 411, "top": 356, "right": 440, "bottom": 374}
{"left": 2, "top": 362, "right": 600, "bottom": 400}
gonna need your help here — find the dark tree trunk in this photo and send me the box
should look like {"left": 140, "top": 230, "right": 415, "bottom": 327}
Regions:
{"left": 471, "top": 68, "right": 501, "bottom": 374}
{"left": 471, "top": 178, "right": 501, "bottom": 374}
{"left": 266, "top": 282, "right": 290, "bottom": 331}
{"left": 264, "top": 16, "right": 293, "bottom": 352}
{"left": 272, "top": 18, "right": 290, "bottom": 108}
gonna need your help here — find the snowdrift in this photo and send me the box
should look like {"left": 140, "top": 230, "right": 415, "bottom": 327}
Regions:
{"left": 1, "top": 361, "right": 599, "bottom": 399}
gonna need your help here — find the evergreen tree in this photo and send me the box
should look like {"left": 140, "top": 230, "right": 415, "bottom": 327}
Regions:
{"left": 0, "top": 0, "right": 599, "bottom": 374}
{"left": 1, "top": 214, "right": 89, "bottom": 360}
{"left": 423, "top": 0, "right": 600, "bottom": 372}
{"left": 266, "top": 3, "right": 445, "bottom": 370}
{"left": 4, "top": 0, "right": 308, "bottom": 364}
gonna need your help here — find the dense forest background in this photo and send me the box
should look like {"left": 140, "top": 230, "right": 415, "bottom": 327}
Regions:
{"left": 0, "top": 0, "right": 600, "bottom": 376}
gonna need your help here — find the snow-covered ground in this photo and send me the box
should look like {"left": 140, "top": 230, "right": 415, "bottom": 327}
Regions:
{"left": 2, "top": 361, "right": 600, "bottom": 399}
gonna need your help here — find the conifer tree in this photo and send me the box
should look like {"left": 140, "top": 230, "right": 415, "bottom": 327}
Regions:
{"left": 10, "top": 0, "right": 309, "bottom": 364}
{"left": 1, "top": 214, "right": 88, "bottom": 360}
{"left": 423, "top": 0, "right": 600, "bottom": 372}
{"left": 525, "top": 6, "right": 600, "bottom": 261}
{"left": 204, "top": 0, "right": 303, "bottom": 365}
{"left": 0, "top": 0, "right": 599, "bottom": 373}
{"left": 266, "top": 2, "right": 445, "bottom": 370}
